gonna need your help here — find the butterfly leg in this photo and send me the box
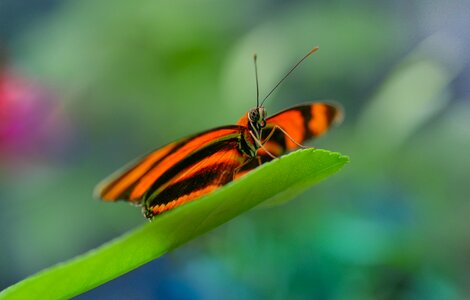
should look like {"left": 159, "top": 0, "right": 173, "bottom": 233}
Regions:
{"left": 249, "top": 131, "right": 277, "bottom": 159}
{"left": 272, "top": 125, "right": 312, "bottom": 149}
{"left": 233, "top": 156, "right": 259, "bottom": 179}
{"left": 234, "top": 157, "right": 253, "bottom": 173}
{"left": 261, "top": 126, "right": 277, "bottom": 146}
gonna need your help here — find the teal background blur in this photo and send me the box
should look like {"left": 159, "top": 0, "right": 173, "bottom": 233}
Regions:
{"left": 1, "top": 1, "right": 469, "bottom": 299}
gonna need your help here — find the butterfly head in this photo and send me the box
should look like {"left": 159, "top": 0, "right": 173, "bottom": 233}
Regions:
{"left": 248, "top": 106, "right": 267, "bottom": 133}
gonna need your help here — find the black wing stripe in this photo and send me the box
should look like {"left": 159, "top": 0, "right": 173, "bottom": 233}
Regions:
{"left": 144, "top": 136, "right": 241, "bottom": 199}
{"left": 325, "top": 104, "right": 338, "bottom": 125}
{"left": 151, "top": 162, "right": 237, "bottom": 206}
{"left": 261, "top": 126, "right": 287, "bottom": 152}
{"left": 101, "top": 142, "right": 182, "bottom": 198}
{"left": 299, "top": 106, "right": 313, "bottom": 140}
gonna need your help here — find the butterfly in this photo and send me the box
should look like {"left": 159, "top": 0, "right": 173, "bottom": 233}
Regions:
{"left": 94, "top": 47, "right": 343, "bottom": 219}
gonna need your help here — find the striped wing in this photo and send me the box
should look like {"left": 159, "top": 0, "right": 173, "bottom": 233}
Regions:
{"left": 94, "top": 125, "right": 248, "bottom": 216}
{"left": 265, "top": 102, "right": 342, "bottom": 151}
{"left": 142, "top": 137, "right": 247, "bottom": 217}
{"left": 239, "top": 102, "right": 342, "bottom": 172}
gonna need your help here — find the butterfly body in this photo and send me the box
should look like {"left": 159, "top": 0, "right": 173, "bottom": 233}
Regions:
{"left": 95, "top": 102, "right": 341, "bottom": 219}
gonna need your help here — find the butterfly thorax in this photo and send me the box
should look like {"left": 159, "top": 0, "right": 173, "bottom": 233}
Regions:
{"left": 236, "top": 107, "right": 267, "bottom": 157}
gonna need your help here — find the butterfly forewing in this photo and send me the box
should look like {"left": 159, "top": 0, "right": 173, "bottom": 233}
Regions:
{"left": 264, "top": 103, "right": 342, "bottom": 150}
{"left": 95, "top": 125, "right": 246, "bottom": 203}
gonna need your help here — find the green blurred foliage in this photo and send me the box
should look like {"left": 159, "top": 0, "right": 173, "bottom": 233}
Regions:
{"left": 1, "top": 0, "right": 469, "bottom": 299}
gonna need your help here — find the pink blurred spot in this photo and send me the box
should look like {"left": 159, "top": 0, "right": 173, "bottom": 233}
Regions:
{"left": 0, "top": 67, "right": 68, "bottom": 162}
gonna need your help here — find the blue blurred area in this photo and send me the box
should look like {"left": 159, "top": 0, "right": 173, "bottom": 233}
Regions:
{"left": 1, "top": 0, "right": 469, "bottom": 299}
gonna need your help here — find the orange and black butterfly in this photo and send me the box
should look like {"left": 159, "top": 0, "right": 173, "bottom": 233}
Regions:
{"left": 94, "top": 48, "right": 343, "bottom": 219}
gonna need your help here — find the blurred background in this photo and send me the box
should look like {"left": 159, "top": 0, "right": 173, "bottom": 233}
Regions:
{"left": 1, "top": 0, "right": 469, "bottom": 299}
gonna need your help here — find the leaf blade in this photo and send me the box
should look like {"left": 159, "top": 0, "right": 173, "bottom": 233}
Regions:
{"left": 0, "top": 149, "right": 348, "bottom": 299}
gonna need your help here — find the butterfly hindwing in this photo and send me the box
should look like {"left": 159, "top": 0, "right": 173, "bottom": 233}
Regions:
{"left": 142, "top": 137, "right": 248, "bottom": 216}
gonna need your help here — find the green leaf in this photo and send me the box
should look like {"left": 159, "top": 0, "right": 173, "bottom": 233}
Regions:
{"left": 0, "top": 149, "right": 348, "bottom": 299}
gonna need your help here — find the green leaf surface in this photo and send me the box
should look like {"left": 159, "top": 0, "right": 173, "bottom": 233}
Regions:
{"left": 0, "top": 149, "right": 348, "bottom": 299}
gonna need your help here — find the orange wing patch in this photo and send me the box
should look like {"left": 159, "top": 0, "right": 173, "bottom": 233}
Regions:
{"left": 150, "top": 185, "right": 220, "bottom": 215}
{"left": 266, "top": 109, "right": 305, "bottom": 149}
{"left": 309, "top": 104, "right": 328, "bottom": 136}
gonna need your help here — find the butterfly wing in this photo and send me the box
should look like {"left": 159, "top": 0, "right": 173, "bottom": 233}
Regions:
{"left": 142, "top": 137, "right": 249, "bottom": 217}
{"left": 264, "top": 102, "right": 342, "bottom": 151}
{"left": 238, "top": 102, "right": 342, "bottom": 174}
{"left": 94, "top": 125, "right": 248, "bottom": 207}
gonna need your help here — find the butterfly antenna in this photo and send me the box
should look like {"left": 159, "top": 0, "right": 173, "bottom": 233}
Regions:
{"left": 254, "top": 53, "right": 260, "bottom": 107}
{"left": 261, "top": 47, "right": 319, "bottom": 106}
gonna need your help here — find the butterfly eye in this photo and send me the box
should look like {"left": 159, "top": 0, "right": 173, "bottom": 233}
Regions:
{"left": 249, "top": 111, "right": 258, "bottom": 121}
